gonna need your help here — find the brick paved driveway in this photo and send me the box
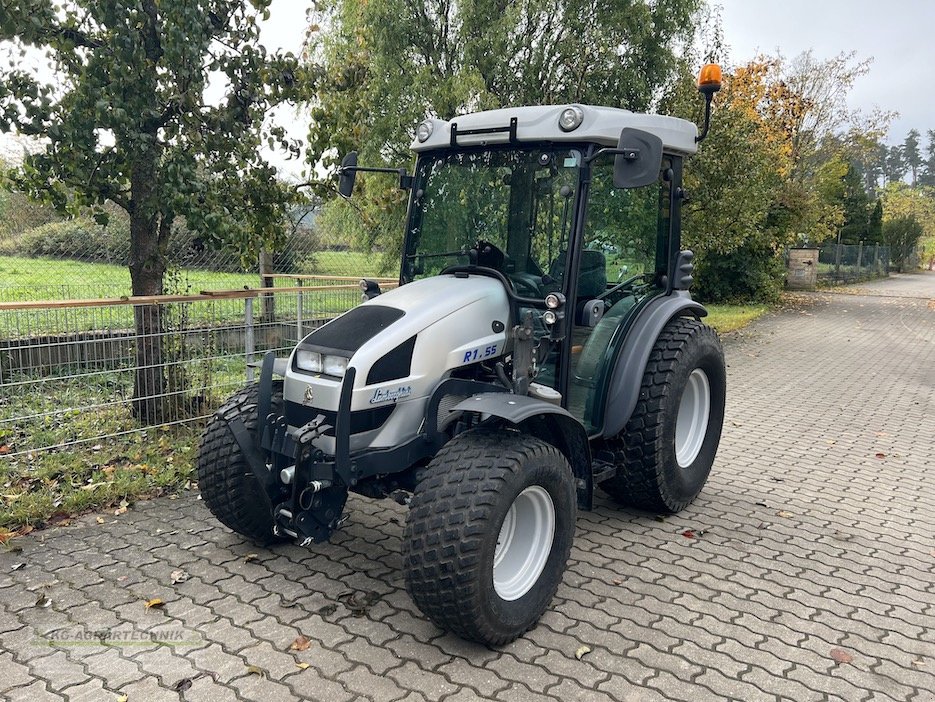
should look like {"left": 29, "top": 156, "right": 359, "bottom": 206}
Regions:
{"left": 2, "top": 273, "right": 933, "bottom": 701}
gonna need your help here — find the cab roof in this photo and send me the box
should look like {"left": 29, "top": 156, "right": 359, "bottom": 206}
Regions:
{"left": 410, "top": 104, "right": 699, "bottom": 156}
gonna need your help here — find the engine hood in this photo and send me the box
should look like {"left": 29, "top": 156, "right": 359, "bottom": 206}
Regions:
{"left": 284, "top": 274, "right": 511, "bottom": 419}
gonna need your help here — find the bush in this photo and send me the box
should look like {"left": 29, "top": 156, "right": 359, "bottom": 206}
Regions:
{"left": 17, "top": 218, "right": 130, "bottom": 264}
{"left": 693, "top": 243, "right": 785, "bottom": 304}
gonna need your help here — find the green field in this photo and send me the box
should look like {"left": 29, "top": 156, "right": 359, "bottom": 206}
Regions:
{"left": 0, "top": 251, "right": 392, "bottom": 302}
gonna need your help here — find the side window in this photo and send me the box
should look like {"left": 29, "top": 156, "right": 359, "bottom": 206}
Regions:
{"left": 566, "top": 159, "right": 671, "bottom": 431}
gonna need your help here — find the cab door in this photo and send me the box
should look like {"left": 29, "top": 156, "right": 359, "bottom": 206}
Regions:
{"left": 565, "top": 157, "right": 674, "bottom": 432}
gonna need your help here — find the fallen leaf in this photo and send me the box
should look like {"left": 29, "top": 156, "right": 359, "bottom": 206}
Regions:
{"left": 35, "top": 593, "right": 51, "bottom": 608}
{"left": 830, "top": 648, "right": 853, "bottom": 665}
{"left": 574, "top": 645, "right": 591, "bottom": 660}
{"left": 911, "top": 658, "right": 926, "bottom": 666}
{"left": 612, "top": 578, "right": 623, "bottom": 585}
{"left": 173, "top": 678, "right": 193, "bottom": 693}
{"left": 246, "top": 665, "right": 265, "bottom": 678}
{"left": 295, "top": 662, "right": 310, "bottom": 670}
{"left": 755, "top": 501, "right": 768, "bottom": 508}
{"left": 776, "top": 511, "right": 794, "bottom": 519}
{"left": 337, "top": 591, "right": 380, "bottom": 617}
{"left": 0, "top": 444, "right": 9, "bottom": 455}
{"left": 144, "top": 598, "right": 165, "bottom": 609}
{"left": 11, "top": 563, "right": 25, "bottom": 571}
{"left": 317, "top": 603, "right": 337, "bottom": 616}
{"left": 96, "top": 517, "right": 106, "bottom": 525}
{"left": 170, "top": 569, "right": 189, "bottom": 585}
{"left": 116, "top": 695, "right": 128, "bottom": 702}
{"left": 289, "top": 635, "right": 312, "bottom": 652}
{"left": 281, "top": 599, "right": 300, "bottom": 609}
{"left": 874, "top": 452, "right": 886, "bottom": 460}
{"left": 243, "top": 553, "right": 259, "bottom": 563}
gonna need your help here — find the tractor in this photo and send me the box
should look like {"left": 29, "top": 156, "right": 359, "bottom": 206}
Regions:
{"left": 197, "top": 65, "right": 727, "bottom": 646}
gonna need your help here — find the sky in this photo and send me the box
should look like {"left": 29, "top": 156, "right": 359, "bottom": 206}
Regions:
{"left": 3, "top": 0, "right": 930, "bottom": 177}
{"left": 260, "top": 0, "right": 933, "bottom": 178}
{"left": 716, "top": 0, "right": 933, "bottom": 146}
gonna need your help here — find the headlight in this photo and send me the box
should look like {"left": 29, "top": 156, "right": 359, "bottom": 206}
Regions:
{"left": 416, "top": 120, "right": 434, "bottom": 142}
{"left": 545, "top": 292, "right": 565, "bottom": 309}
{"left": 558, "top": 106, "right": 583, "bottom": 132}
{"left": 323, "top": 355, "right": 349, "bottom": 377}
{"left": 295, "top": 350, "right": 323, "bottom": 373}
{"left": 543, "top": 310, "right": 558, "bottom": 325}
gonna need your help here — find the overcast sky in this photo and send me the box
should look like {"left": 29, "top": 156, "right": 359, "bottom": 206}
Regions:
{"left": 4, "top": 1, "right": 928, "bottom": 177}
{"left": 717, "top": 0, "right": 933, "bottom": 146}
{"left": 261, "top": 0, "right": 931, "bottom": 178}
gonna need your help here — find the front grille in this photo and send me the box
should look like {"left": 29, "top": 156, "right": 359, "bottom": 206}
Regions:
{"left": 285, "top": 401, "right": 395, "bottom": 437}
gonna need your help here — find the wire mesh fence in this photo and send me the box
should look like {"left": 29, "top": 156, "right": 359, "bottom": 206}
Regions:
{"left": 0, "top": 281, "right": 394, "bottom": 460}
{"left": 0, "top": 204, "right": 397, "bottom": 303}
{"left": 816, "top": 242, "right": 890, "bottom": 285}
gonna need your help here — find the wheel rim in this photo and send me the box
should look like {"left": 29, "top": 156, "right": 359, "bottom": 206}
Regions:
{"left": 493, "top": 486, "right": 555, "bottom": 601}
{"left": 675, "top": 368, "right": 711, "bottom": 468}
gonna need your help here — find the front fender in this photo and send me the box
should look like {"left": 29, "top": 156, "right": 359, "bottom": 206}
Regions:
{"left": 602, "top": 291, "right": 706, "bottom": 439}
{"left": 451, "top": 393, "right": 594, "bottom": 509}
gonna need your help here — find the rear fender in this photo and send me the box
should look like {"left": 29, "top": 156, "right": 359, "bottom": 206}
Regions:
{"left": 450, "top": 394, "right": 593, "bottom": 509}
{"left": 602, "top": 291, "right": 706, "bottom": 439}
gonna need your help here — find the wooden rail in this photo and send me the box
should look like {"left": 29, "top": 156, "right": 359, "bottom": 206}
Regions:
{"left": 0, "top": 284, "right": 390, "bottom": 312}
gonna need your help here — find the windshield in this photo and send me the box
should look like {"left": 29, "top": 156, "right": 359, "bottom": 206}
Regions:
{"left": 403, "top": 147, "right": 584, "bottom": 297}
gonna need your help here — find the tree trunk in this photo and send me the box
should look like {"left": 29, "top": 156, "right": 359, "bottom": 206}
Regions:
{"left": 128, "top": 146, "right": 170, "bottom": 424}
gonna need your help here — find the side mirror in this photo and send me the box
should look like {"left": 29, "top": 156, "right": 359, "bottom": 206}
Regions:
{"left": 613, "top": 128, "right": 663, "bottom": 189}
{"left": 338, "top": 152, "right": 358, "bottom": 198}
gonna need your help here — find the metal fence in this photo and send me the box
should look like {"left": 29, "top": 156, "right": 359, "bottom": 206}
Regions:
{"left": 0, "top": 205, "right": 396, "bottom": 303}
{"left": 0, "top": 279, "right": 395, "bottom": 459}
{"left": 816, "top": 242, "right": 890, "bottom": 285}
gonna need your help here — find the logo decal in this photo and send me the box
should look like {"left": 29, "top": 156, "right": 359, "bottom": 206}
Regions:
{"left": 303, "top": 386, "right": 315, "bottom": 405}
{"left": 369, "top": 386, "right": 412, "bottom": 404}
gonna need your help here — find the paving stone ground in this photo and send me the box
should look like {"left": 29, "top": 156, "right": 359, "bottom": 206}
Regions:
{"left": 2, "top": 272, "right": 934, "bottom": 702}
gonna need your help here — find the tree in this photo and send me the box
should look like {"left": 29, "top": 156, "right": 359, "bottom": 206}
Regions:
{"left": 839, "top": 163, "right": 873, "bottom": 244}
{"left": 920, "top": 129, "right": 935, "bottom": 187}
{"left": 303, "top": 0, "right": 701, "bottom": 263}
{"left": 0, "top": 0, "right": 312, "bottom": 422}
{"left": 884, "top": 215, "right": 923, "bottom": 272}
{"left": 902, "top": 129, "right": 922, "bottom": 186}
{"left": 880, "top": 181, "right": 935, "bottom": 271}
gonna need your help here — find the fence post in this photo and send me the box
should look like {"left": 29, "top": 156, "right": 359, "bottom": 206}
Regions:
{"left": 874, "top": 244, "right": 880, "bottom": 276}
{"left": 245, "top": 296, "right": 255, "bottom": 382}
{"left": 834, "top": 242, "right": 842, "bottom": 282}
{"left": 856, "top": 241, "right": 863, "bottom": 280}
{"left": 296, "top": 278, "right": 303, "bottom": 343}
{"left": 259, "top": 250, "right": 275, "bottom": 324}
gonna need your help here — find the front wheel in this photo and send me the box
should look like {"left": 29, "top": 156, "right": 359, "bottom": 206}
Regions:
{"left": 196, "top": 383, "right": 286, "bottom": 545}
{"left": 403, "top": 429, "right": 576, "bottom": 646}
{"left": 600, "top": 316, "right": 726, "bottom": 513}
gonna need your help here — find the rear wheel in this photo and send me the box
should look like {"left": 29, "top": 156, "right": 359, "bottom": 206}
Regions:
{"left": 197, "top": 383, "right": 285, "bottom": 545}
{"left": 600, "top": 317, "right": 725, "bottom": 513}
{"left": 403, "top": 429, "right": 576, "bottom": 646}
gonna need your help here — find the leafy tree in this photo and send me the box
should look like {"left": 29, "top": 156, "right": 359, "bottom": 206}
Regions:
{"left": 839, "top": 163, "right": 874, "bottom": 244}
{"left": 880, "top": 181, "right": 935, "bottom": 271}
{"left": 304, "top": 0, "right": 701, "bottom": 263}
{"left": 868, "top": 198, "right": 883, "bottom": 244}
{"left": 883, "top": 215, "right": 923, "bottom": 272}
{"left": 0, "top": 0, "right": 312, "bottom": 421}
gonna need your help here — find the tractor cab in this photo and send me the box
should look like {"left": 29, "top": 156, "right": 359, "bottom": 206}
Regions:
{"left": 396, "top": 104, "right": 699, "bottom": 434}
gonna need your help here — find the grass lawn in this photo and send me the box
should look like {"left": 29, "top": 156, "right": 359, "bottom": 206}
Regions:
{"left": 704, "top": 303, "right": 770, "bottom": 334}
{"left": 0, "top": 250, "right": 390, "bottom": 303}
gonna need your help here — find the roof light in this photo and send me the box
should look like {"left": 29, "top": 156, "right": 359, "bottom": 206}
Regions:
{"left": 697, "top": 63, "right": 722, "bottom": 95}
{"left": 558, "top": 106, "right": 584, "bottom": 132}
{"left": 416, "top": 120, "right": 434, "bottom": 142}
